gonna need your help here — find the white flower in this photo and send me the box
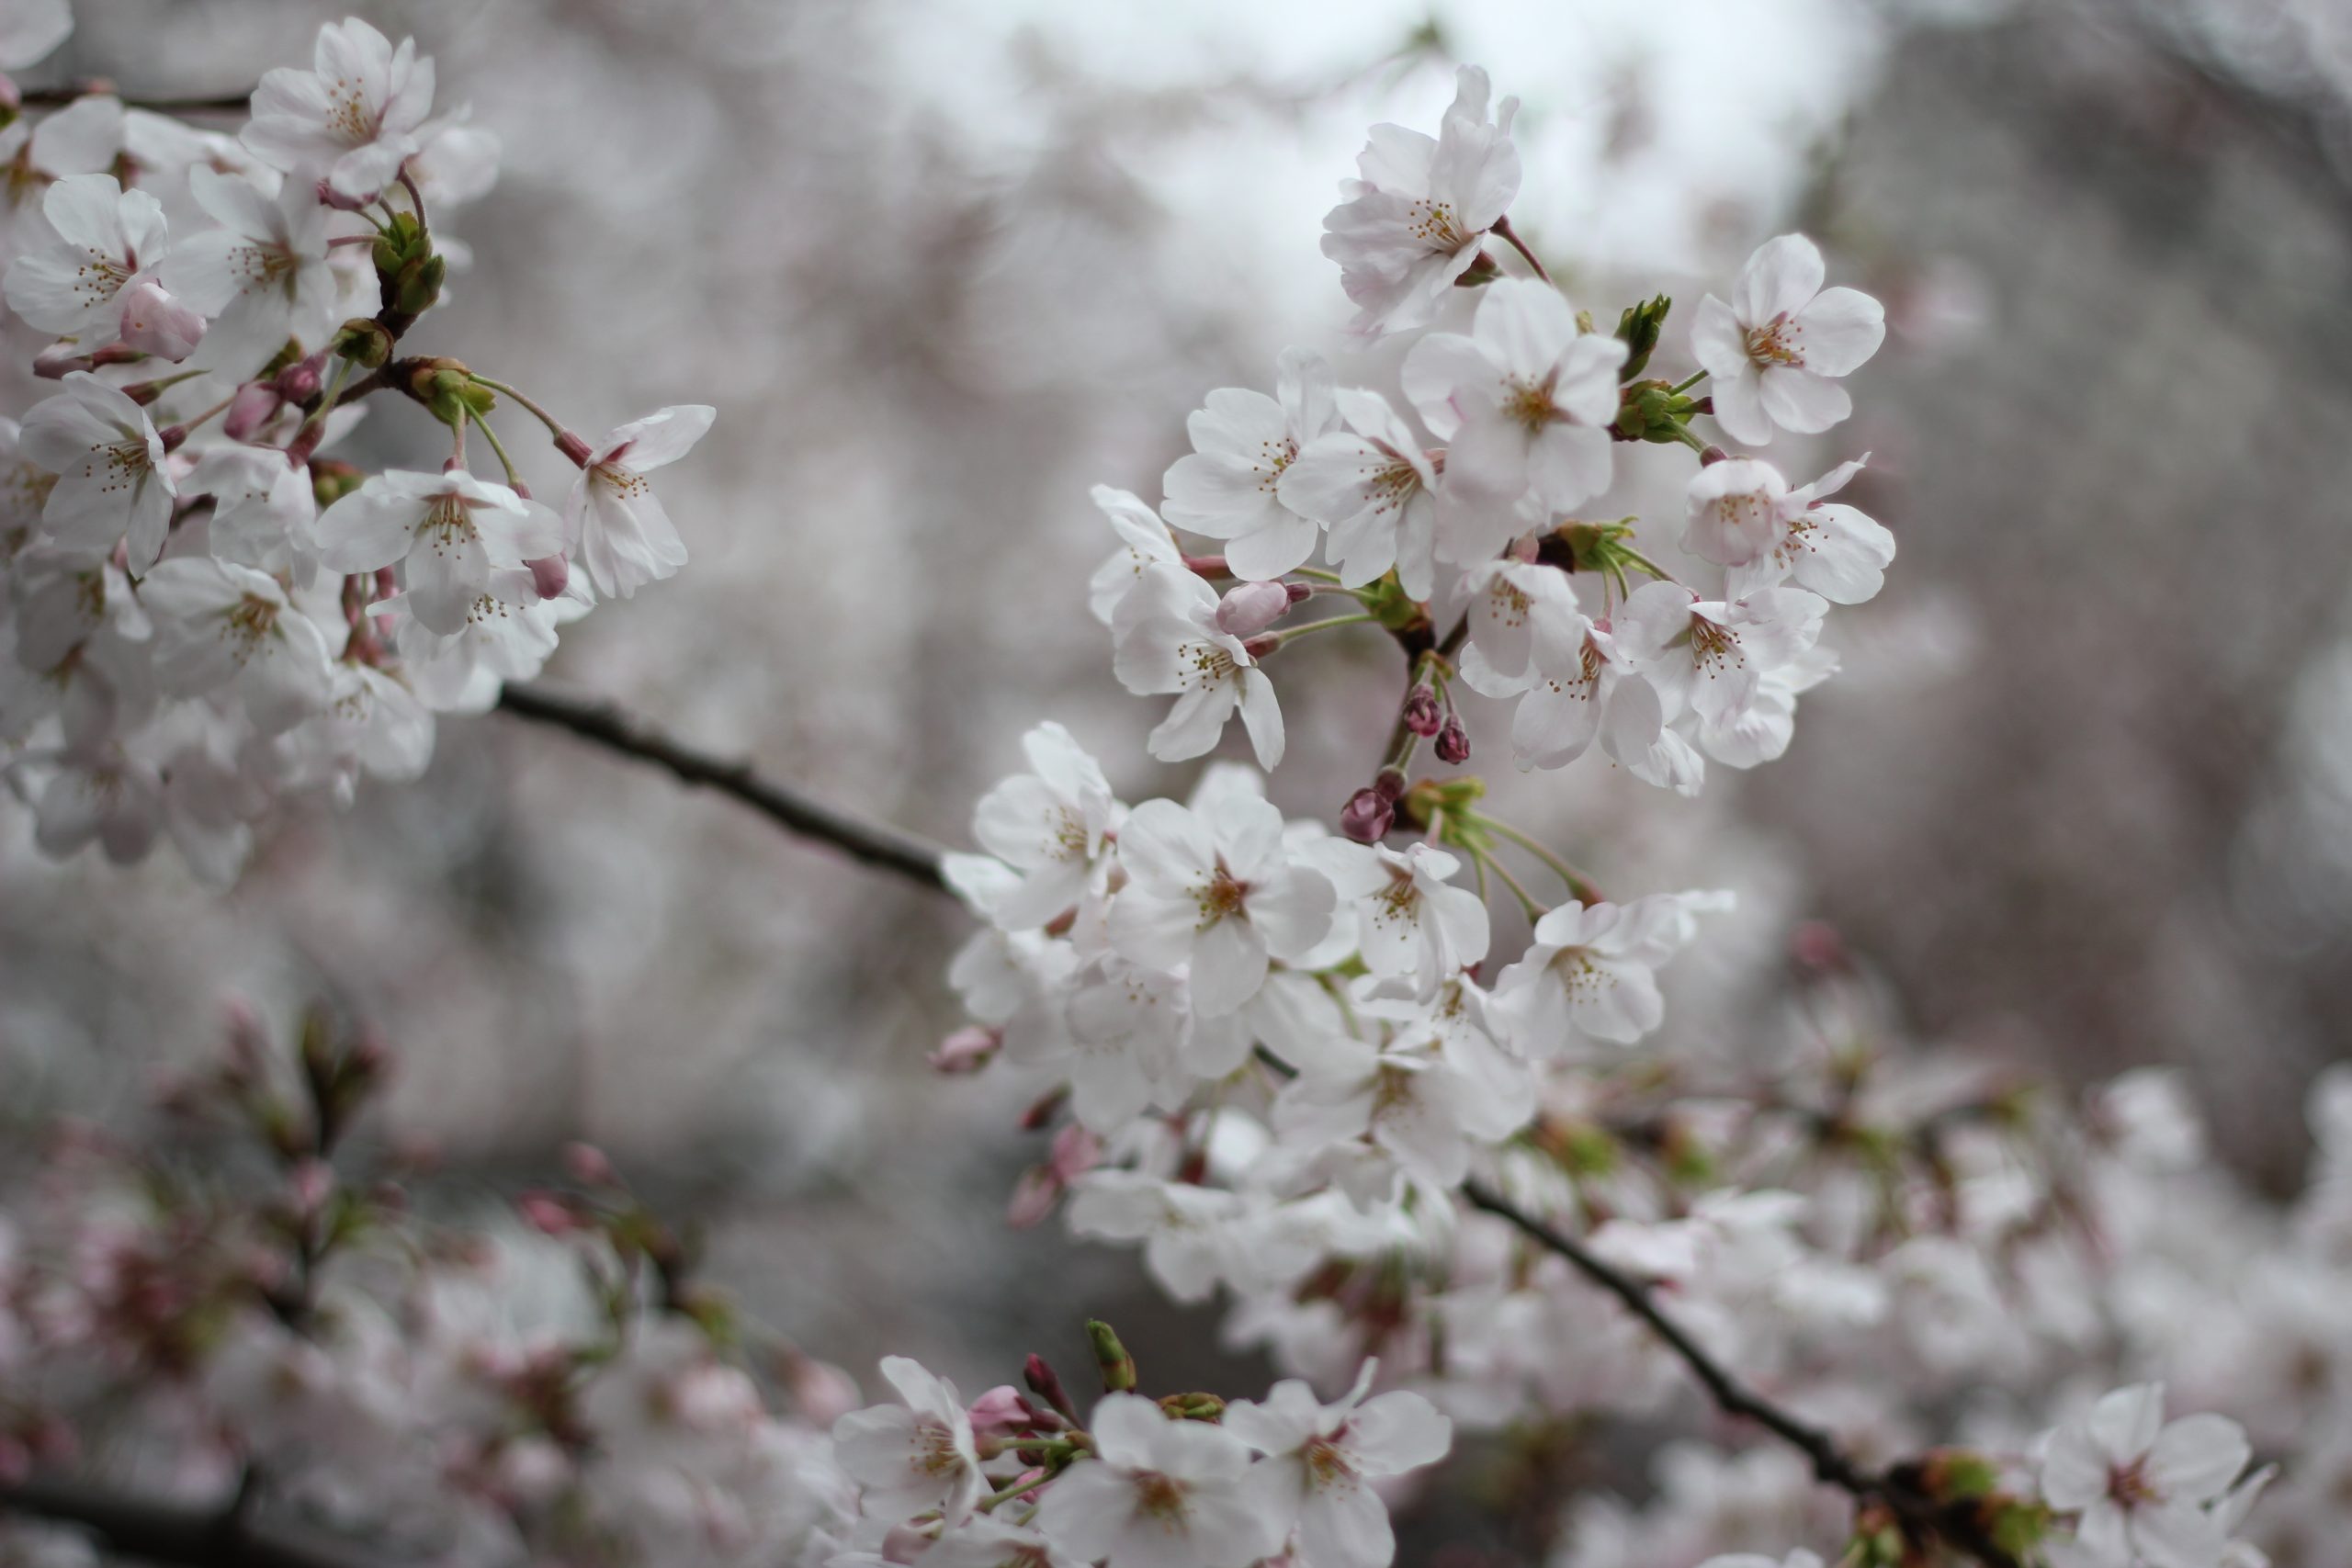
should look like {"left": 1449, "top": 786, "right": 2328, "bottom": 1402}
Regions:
{"left": 565, "top": 405, "right": 714, "bottom": 599}
{"left": 1691, "top": 234, "right": 1884, "bottom": 446}
{"left": 1612, "top": 580, "right": 1825, "bottom": 732}
{"left": 831, "top": 1356, "right": 984, "bottom": 1526}
{"left": 918, "top": 1516, "right": 1088, "bottom": 1568}
{"left": 1273, "top": 1028, "right": 1526, "bottom": 1189}
{"left": 1108, "top": 792, "right": 1336, "bottom": 1017}
{"left": 1314, "top": 840, "right": 1487, "bottom": 990}
{"left": 1724, "top": 456, "right": 1894, "bottom": 604}
{"left": 967, "top": 721, "right": 1121, "bottom": 931}
{"left": 0, "top": 0, "right": 71, "bottom": 71}
{"left": 1459, "top": 559, "right": 1587, "bottom": 683}
{"left": 1321, "top": 65, "right": 1521, "bottom": 339}
{"left": 17, "top": 372, "right": 175, "bottom": 570}
{"left": 0, "top": 95, "right": 124, "bottom": 240}
{"left": 1088, "top": 485, "right": 1181, "bottom": 626}
{"left": 1680, "top": 457, "right": 1790, "bottom": 570}
{"left": 1695, "top": 1553, "right": 1825, "bottom": 1568}
{"left": 1400, "top": 279, "right": 1626, "bottom": 565}
{"left": 1111, "top": 562, "right": 1283, "bottom": 770}
{"left": 391, "top": 579, "right": 560, "bottom": 711}
{"left": 317, "top": 469, "right": 562, "bottom": 637}
{"left": 138, "top": 557, "right": 335, "bottom": 734}
{"left": 1225, "top": 1363, "right": 1452, "bottom": 1568}
{"left": 2041, "top": 1384, "right": 2250, "bottom": 1568}
{"left": 1459, "top": 615, "right": 1664, "bottom": 775}
{"left": 191, "top": 445, "right": 322, "bottom": 586}
{"left": 1065, "top": 1171, "right": 1253, "bottom": 1304}
{"left": 1279, "top": 389, "right": 1440, "bottom": 599}
{"left": 1489, "top": 891, "right": 1731, "bottom": 1053}
{"left": 1161, "top": 349, "right": 1337, "bottom": 582}
{"left": 160, "top": 166, "right": 338, "bottom": 378}
{"left": 28, "top": 742, "right": 163, "bottom": 864}
{"left": 1695, "top": 643, "right": 1837, "bottom": 770}
{"left": 4, "top": 174, "right": 168, "bottom": 349}
{"left": 1034, "top": 1393, "right": 1284, "bottom": 1568}
{"left": 242, "top": 17, "right": 437, "bottom": 201}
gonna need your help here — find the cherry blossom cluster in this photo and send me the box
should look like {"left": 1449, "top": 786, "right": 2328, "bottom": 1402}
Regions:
{"left": 928, "top": 64, "right": 2324, "bottom": 1568}
{"left": 0, "top": 13, "right": 710, "bottom": 886}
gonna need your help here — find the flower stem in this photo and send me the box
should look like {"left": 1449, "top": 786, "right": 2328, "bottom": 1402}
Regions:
{"left": 1668, "top": 370, "right": 1707, "bottom": 396}
{"left": 1468, "top": 812, "right": 1604, "bottom": 905}
{"left": 1281, "top": 612, "right": 1378, "bottom": 640}
{"left": 469, "top": 376, "right": 577, "bottom": 448}
{"left": 1491, "top": 214, "right": 1552, "bottom": 286}
{"left": 1481, "top": 850, "right": 1547, "bottom": 921}
{"left": 469, "top": 410, "right": 523, "bottom": 489}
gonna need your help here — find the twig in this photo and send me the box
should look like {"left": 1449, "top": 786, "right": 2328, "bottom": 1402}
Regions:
{"left": 1459, "top": 1179, "right": 2023, "bottom": 1568}
{"left": 492, "top": 683, "right": 949, "bottom": 892}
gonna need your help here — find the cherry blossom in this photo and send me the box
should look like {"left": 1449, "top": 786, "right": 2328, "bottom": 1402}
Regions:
{"left": 3, "top": 174, "right": 169, "bottom": 350}
{"left": 2041, "top": 1385, "right": 2251, "bottom": 1568}
{"left": 831, "top": 1356, "right": 985, "bottom": 1526}
{"left": 1226, "top": 1364, "right": 1452, "bottom": 1568}
{"left": 1111, "top": 562, "right": 1284, "bottom": 770}
{"left": 563, "top": 404, "right": 715, "bottom": 600}
{"left": 1088, "top": 485, "right": 1182, "bottom": 626}
{"left": 1034, "top": 1394, "right": 1286, "bottom": 1568}
{"left": 1321, "top": 65, "right": 1520, "bottom": 339}
{"left": 1691, "top": 235, "right": 1885, "bottom": 446}
{"left": 1313, "top": 840, "right": 1488, "bottom": 990}
{"left": 1278, "top": 388, "right": 1440, "bottom": 599}
{"left": 1723, "top": 456, "right": 1895, "bottom": 604}
{"left": 1612, "top": 581, "right": 1826, "bottom": 732}
{"left": 242, "top": 17, "right": 437, "bottom": 200}
{"left": 962, "top": 721, "right": 1121, "bottom": 931}
{"left": 1489, "top": 891, "right": 1731, "bottom": 1052}
{"left": 16, "top": 372, "right": 176, "bottom": 570}
{"left": 1106, "top": 792, "right": 1336, "bottom": 1015}
{"left": 317, "top": 469, "right": 563, "bottom": 637}
{"left": 1160, "top": 349, "right": 1338, "bottom": 582}
{"left": 161, "top": 167, "right": 338, "bottom": 378}
{"left": 1400, "top": 279, "right": 1626, "bottom": 563}
{"left": 137, "top": 557, "right": 335, "bottom": 735}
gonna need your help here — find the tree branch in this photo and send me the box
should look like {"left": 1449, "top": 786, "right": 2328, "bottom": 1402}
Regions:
{"left": 1460, "top": 1179, "right": 2023, "bottom": 1568}
{"left": 0, "top": 1481, "right": 388, "bottom": 1568}
{"left": 492, "top": 682, "right": 949, "bottom": 892}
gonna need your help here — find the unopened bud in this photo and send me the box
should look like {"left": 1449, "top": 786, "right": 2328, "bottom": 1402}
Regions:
{"left": 32, "top": 343, "right": 88, "bottom": 378}
{"left": 119, "top": 278, "right": 205, "bottom": 362}
{"left": 517, "top": 1191, "right": 579, "bottom": 1236}
{"left": 224, "top": 381, "right": 285, "bottom": 441}
{"left": 334, "top": 317, "right": 394, "bottom": 369}
{"left": 275, "top": 355, "right": 325, "bottom": 403}
{"left": 1023, "top": 1354, "right": 1080, "bottom": 1424}
{"left": 1284, "top": 581, "right": 1313, "bottom": 603}
{"left": 1215, "top": 580, "right": 1291, "bottom": 638}
{"left": 561, "top": 1141, "right": 617, "bottom": 1186}
{"left": 1340, "top": 786, "right": 1395, "bottom": 844}
{"left": 1158, "top": 1392, "right": 1226, "bottom": 1423}
{"left": 1435, "top": 716, "right": 1471, "bottom": 764}
{"left": 928, "top": 1024, "right": 999, "bottom": 1076}
{"left": 1084, "top": 1319, "right": 1137, "bottom": 1393}
{"left": 526, "top": 554, "right": 570, "bottom": 601}
{"left": 966, "top": 1385, "right": 1030, "bottom": 1439}
{"left": 1402, "top": 683, "right": 1442, "bottom": 737}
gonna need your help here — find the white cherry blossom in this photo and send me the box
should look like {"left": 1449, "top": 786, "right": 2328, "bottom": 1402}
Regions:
{"left": 831, "top": 1357, "right": 984, "bottom": 1526}
{"left": 1277, "top": 388, "right": 1439, "bottom": 599}
{"left": 564, "top": 404, "right": 714, "bottom": 599}
{"left": 1088, "top": 484, "right": 1181, "bottom": 626}
{"left": 1723, "top": 456, "right": 1895, "bottom": 604}
{"left": 138, "top": 557, "right": 334, "bottom": 735}
{"left": 1034, "top": 1394, "right": 1285, "bottom": 1568}
{"left": 242, "top": 17, "right": 437, "bottom": 200}
{"left": 2041, "top": 1385, "right": 2250, "bottom": 1568}
{"left": 1313, "top": 840, "right": 1488, "bottom": 990}
{"left": 1612, "top": 580, "right": 1825, "bottom": 732}
{"left": 1401, "top": 279, "right": 1626, "bottom": 564}
{"left": 1111, "top": 562, "right": 1283, "bottom": 770}
{"left": 1106, "top": 792, "right": 1335, "bottom": 1015}
{"left": 1321, "top": 66, "right": 1520, "bottom": 339}
{"left": 317, "top": 469, "right": 562, "bottom": 637}
{"left": 1226, "top": 1364, "right": 1453, "bottom": 1568}
{"left": 3, "top": 174, "right": 169, "bottom": 350}
{"left": 1161, "top": 349, "right": 1337, "bottom": 582}
{"left": 1490, "top": 891, "right": 1731, "bottom": 1053}
{"left": 1692, "top": 234, "right": 1884, "bottom": 446}
{"left": 17, "top": 372, "right": 175, "bottom": 570}
{"left": 162, "top": 167, "right": 338, "bottom": 378}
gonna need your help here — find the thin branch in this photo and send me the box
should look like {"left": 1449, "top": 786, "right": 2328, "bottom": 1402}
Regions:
{"left": 1459, "top": 1179, "right": 2022, "bottom": 1568}
{"left": 0, "top": 1481, "right": 388, "bottom": 1568}
{"left": 492, "top": 683, "right": 949, "bottom": 892}
{"left": 17, "top": 85, "right": 252, "bottom": 113}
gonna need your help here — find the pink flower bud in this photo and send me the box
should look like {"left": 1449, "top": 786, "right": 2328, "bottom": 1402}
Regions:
{"left": 1340, "top": 786, "right": 1395, "bottom": 843}
{"left": 517, "top": 1191, "right": 577, "bottom": 1235}
{"left": 1006, "top": 1165, "right": 1061, "bottom": 1229}
{"left": 223, "top": 381, "right": 285, "bottom": 441}
{"left": 967, "top": 1385, "right": 1031, "bottom": 1438}
{"left": 928, "top": 1024, "right": 1000, "bottom": 1075}
{"left": 275, "top": 355, "right": 325, "bottom": 403}
{"left": 878, "top": 1523, "right": 933, "bottom": 1564}
{"left": 1435, "top": 716, "right": 1471, "bottom": 764}
{"left": 526, "top": 554, "right": 570, "bottom": 601}
{"left": 1285, "top": 581, "right": 1314, "bottom": 603}
{"left": 1402, "top": 684, "right": 1442, "bottom": 737}
{"left": 119, "top": 278, "right": 207, "bottom": 362}
{"left": 561, "top": 1141, "right": 616, "bottom": 1186}
{"left": 1215, "top": 580, "right": 1292, "bottom": 638}
{"left": 1023, "top": 1354, "right": 1080, "bottom": 1423}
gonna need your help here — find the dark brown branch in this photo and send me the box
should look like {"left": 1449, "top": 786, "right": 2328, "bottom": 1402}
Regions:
{"left": 17, "top": 85, "right": 251, "bottom": 113}
{"left": 492, "top": 682, "right": 949, "bottom": 892}
{"left": 0, "top": 1481, "right": 387, "bottom": 1568}
{"left": 1460, "top": 1179, "right": 2023, "bottom": 1568}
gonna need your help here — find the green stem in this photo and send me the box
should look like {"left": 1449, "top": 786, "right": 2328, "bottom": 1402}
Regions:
{"left": 1481, "top": 850, "right": 1547, "bottom": 921}
{"left": 1617, "top": 547, "right": 1679, "bottom": 583}
{"left": 1282, "top": 612, "right": 1377, "bottom": 639}
{"left": 1470, "top": 812, "right": 1605, "bottom": 905}
{"left": 1670, "top": 425, "right": 1710, "bottom": 455}
{"left": 469, "top": 376, "right": 574, "bottom": 444}
{"left": 1668, "top": 370, "right": 1707, "bottom": 396}
{"left": 469, "top": 409, "right": 523, "bottom": 489}
{"left": 1289, "top": 566, "right": 1344, "bottom": 584}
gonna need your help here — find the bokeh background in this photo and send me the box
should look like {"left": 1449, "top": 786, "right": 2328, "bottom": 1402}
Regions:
{"left": 6, "top": 0, "right": 2352, "bottom": 1558}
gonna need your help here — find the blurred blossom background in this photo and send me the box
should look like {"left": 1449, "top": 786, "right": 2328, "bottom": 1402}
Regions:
{"left": 6, "top": 0, "right": 2352, "bottom": 1555}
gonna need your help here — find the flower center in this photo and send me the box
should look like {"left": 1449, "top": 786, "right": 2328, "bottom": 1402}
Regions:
{"left": 327, "top": 80, "right": 378, "bottom": 141}
{"left": 1179, "top": 638, "right": 1240, "bottom": 691}
{"left": 1504, "top": 378, "right": 1557, "bottom": 432}
{"left": 1195, "top": 865, "right": 1250, "bottom": 928}
{"left": 594, "top": 461, "right": 650, "bottom": 502}
{"left": 1406, "top": 197, "right": 1470, "bottom": 253}
{"left": 221, "top": 594, "right": 281, "bottom": 662}
{"left": 1132, "top": 1470, "right": 1192, "bottom": 1526}
{"left": 422, "top": 493, "right": 480, "bottom": 554}
{"left": 914, "top": 1417, "right": 966, "bottom": 1478}
{"left": 2107, "top": 1457, "right": 2160, "bottom": 1510}
{"left": 1743, "top": 312, "right": 1804, "bottom": 367}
